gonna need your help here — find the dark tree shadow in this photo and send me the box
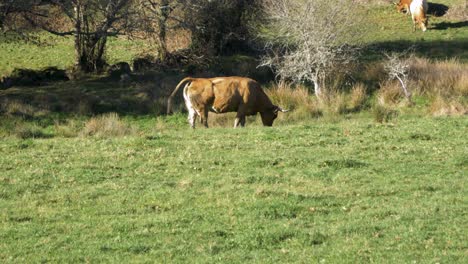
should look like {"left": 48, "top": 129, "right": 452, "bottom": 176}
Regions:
{"left": 432, "top": 21, "right": 468, "bottom": 30}
{"left": 428, "top": 3, "right": 449, "bottom": 17}
{"left": 362, "top": 39, "right": 468, "bottom": 62}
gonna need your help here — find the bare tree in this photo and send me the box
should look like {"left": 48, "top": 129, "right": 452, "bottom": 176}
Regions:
{"left": 0, "top": 0, "right": 41, "bottom": 33}
{"left": 383, "top": 51, "right": 414, "bottom": 102}
{"left": 133, "top": 0, "right": 184, "bottom": 61}
{"left": 259, "top": 0, "right": 364, "bottom": 97}
{"left": 6, "top": 0, "right": 133, "bottom": 73}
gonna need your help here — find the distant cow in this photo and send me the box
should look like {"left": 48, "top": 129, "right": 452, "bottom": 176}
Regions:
{"left": 410, "top": 0, "right": 429, "bottom": 31}
{"left": 167, "top": 77, "right": 288, "bottom": 128}
{"left": 396, "top": 0, "right": 412, "bottom": 14}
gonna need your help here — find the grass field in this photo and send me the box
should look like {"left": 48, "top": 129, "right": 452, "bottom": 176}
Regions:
{"left": 0, "top": 0, "right": 467, "bottom": 262}
{"left": 0, "top": 114, "right": 467, "bottom": 262}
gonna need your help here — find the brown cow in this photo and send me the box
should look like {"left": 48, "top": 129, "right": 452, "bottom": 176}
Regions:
{"left": 396, "top": 0, "right": 412, "bottom": 14}
{"left": 167, "top": 77, "right": 288, "bottom": 128}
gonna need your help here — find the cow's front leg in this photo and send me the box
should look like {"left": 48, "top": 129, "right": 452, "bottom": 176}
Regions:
{"left": 234, "top": 106, "right": 246, "bottom": 128}
{"left": 234, "top": 115, "right": 246, "bottom": 128}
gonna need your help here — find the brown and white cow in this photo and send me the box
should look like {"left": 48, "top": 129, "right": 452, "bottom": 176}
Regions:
{"left": 396, "top": 0, "right": 412, "bottom": 14}
{"left": 167, "top": 77, "right": 288, "bottom": 128}
{"left": 410, "top": 0, "right": 428, "bottom": 31}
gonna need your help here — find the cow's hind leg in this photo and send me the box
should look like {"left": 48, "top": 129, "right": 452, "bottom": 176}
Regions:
{"left": 199, "top": 107, "right": 209, "bottom": 128}
{"left": 187, "top": 108, "right": 197, "bottom": 129}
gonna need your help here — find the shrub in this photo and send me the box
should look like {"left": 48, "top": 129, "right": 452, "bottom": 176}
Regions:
{"left": 81, "top": 113, "right": 136, "bottom": 138}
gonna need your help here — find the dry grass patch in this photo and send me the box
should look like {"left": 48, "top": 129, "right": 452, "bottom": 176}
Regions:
{"left": 409, "top": 57, "right": 468, "bottom": 115}
{"left": 266, "top": 81, "right": 322, "bottom": 122}
{"left": 318, "top": 89, "right": 347, "bottom": 116}
{"left": 430, "top": 96, "right": 467, "bottom": 117}
{"left": 377, "top": 81, "right": 406, "bottom": 106}
{"left": 81, "top": 113, "right": 136, "bottom": 137}
{"left": 12, "top": 123, "right": 48, "bottom": 139}
{"left": 54, "top": 120, "right": 83, "bottom": 138}
{"left": 1, "top": 100, "right": 38, "bottom": 118}
{"left": 372, "top": 103, "right": 398, "bottom": 123}
{"left": 410, "top": 57, "right": 468, "bottom": 97}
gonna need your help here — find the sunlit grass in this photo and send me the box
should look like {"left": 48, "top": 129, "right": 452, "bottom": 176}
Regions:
{"left": 0, "top": 114, "right": 466, "bottom": 262}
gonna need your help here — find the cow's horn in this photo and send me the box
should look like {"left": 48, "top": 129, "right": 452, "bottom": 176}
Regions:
{"left": 276, "top": 106, "right": 289, "bottom": 113}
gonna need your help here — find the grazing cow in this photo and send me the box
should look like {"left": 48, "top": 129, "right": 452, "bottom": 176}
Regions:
{"left": 167, "top": 77, "right": 288, "bottom": 128}
{"left": 396, "top": 0, "right": 412, "bottom": 15}
{"left": 410, "top": 0, "right": 428, "bottom": 31}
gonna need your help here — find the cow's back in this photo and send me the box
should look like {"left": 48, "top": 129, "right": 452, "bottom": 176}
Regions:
{"left": 210, "top": 77, "right": 273, "bottom": 115}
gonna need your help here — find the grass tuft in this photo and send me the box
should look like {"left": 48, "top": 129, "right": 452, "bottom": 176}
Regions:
{"left": 81, "top": 113, "right": 136, "bottom": 137}
{"left": 54, "top": 119, "right": 83, "bottom": 138}
{"left": 372, "top": 103, "right": 398, "bottom": 123}
{"left": 12, "top": 123, "right": 48, "bottom": 139}
{"left": 348, "top": 83, "right": 368, "bottom": 111}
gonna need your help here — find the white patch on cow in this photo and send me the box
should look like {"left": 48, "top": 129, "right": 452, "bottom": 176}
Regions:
{"left": 410, "top": 0, "right": 428, "bottom": 31}
{"left": 211, "top": 78, "right": 225, "bottom": 84}
{"left": 183, "top": 84, "right": 197, "bottom": 128}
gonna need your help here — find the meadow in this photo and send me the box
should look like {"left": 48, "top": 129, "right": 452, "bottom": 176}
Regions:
{"left": 0, "top": 0, "right": 467, "bottom": 262}
{"left": 0, "top": 114, "right": 467, "bottom": 262}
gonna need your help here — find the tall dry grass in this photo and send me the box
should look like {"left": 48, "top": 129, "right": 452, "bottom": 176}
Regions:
{"left": 410, "top": 57, "right": 467, "bottom": 115}
{"left": 266, "top": 81, "right": 322, "bottom": 122}
{"left": 348, "top": 83, "right": 368, "bottom": 111}
{"left": 410, "top": 57, "right": 468, "bottom": 97}
{"left": 373, "top": 57, "right": 467, "bottom": 115}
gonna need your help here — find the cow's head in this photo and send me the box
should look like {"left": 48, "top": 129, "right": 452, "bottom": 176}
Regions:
{"left": 395, "top": 1, "right": 409, "bottom": 14}
{"left": 260, "top": 106, "right": 289, "bottom": 126}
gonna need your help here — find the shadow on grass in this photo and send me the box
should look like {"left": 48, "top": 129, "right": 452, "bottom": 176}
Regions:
{"left": 362, "top": 39, "right": 468, "bottom": 61}
{"left": 0, "top": 70, "right": 187, "bottom": 117}
{"left": 428, "top": 3, "right": 449, "bottom": 17}
{"left": 432, "top": 21, "right": 468, "bottom": 30}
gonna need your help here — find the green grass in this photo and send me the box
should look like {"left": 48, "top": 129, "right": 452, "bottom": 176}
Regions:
{"left": 0, "top": 33, "right": 148, "bottom": 77}
{"left": 0, "top": 114, "right": 467, "bottom": 262}
{"left": 362, "top": 0, "right": 468, "bottom": 61}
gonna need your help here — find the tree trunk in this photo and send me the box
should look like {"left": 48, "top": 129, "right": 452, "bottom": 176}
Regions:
{"left": 156, "top": 0, "right": 169, "bottom": 61}
{"left": 313, "top": 79, "right": 321, "bottom": 97}
{"left": 396, "top": 75, "right": 412, "bottom": 102}
{"left": 73, "top": 1, "right": 108, "bottom": 73}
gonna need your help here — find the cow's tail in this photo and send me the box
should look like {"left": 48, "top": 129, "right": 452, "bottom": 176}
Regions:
{"left": 167, "top": 77, "right": 193, "bottom": 114}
